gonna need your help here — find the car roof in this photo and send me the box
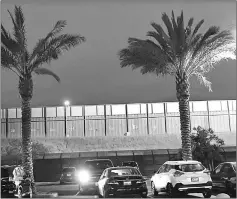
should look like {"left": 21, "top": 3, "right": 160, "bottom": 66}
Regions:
{"left": 221, "top": 162, "right": 236, "bottom": 165}
{"left": 164, "top": 160, "right": 201, "bottom": 165}
{"left": 63, "top": 167, "right": 75, "bottom": 169}
{"left": 107, "top": 166, "right": 137, "bottom": 170}
{"left": 85, "top": 159, "right": 112, "bottom": 162}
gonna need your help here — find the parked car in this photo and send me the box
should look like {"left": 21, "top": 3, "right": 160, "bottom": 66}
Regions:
{"left": 77, "top": 159, "right": 114, "bottom": 195}
{"left": 60, "top": 167, "right": 77, "bottom": 184}
{"left": 97, "top": 166, "right": 148, "bottom": 198}
{"left": 151, "top": 160, "right": 212, "bottom": 198}
{"left": 1, "top": 165, "right": 32, "bottom": 198}
{"left": 211, "top": 162, "right": 236, "bottom": 196}
{"left": 1, "top": 166, "right": 16, "bottom": 198}
{"left": 121, "top": 161, "right": 140, "bottom": 171}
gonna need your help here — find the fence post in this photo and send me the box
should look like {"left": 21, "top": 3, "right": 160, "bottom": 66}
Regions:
{"left": 83, "top": 106, "right": 86, "bottom": 137}
{"left": 146, "top": 104, "right": 149, "bottom": 135}
{"left": 64, "top": 106, "right": 67, "bottom": 137}
{"left": 227, "top": 101, "right": 232, "bottom": 132}
{"left": 207, "top": 101, "right": 210, "bottom": 128}
{"left": 44, "top": 107, "right": 47, "bottom": 137}
{"left": 6, "top": 109, "right": 9, "bottom": 138}
{"left": 104, "top": 105, "right": 107, "bottom": 136}
{"left": 164, "top": 103, "right": 167, "bottom": 133}
{"left": 125, "top": 104, "right": 129, "bottom": 133}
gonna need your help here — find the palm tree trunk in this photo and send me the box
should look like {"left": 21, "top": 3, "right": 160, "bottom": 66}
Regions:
{"left": 176, "top": 72, "right": 192, "bottom": 160}
{"left": 19, "top": 77, "right": 36, "bottom": 194}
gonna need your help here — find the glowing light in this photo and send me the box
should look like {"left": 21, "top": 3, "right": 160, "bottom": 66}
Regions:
{"left": 77, "top": 170, "right": 90, "bottom": 183}
{"left": 64, "top": 100, "right": 70, "bottom": 106}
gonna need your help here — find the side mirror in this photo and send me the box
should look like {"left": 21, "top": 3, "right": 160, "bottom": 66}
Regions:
{"left": 95, "top": 182, "right": 98, "bottom": 186}
{"left": 204, "top": 169, "right": 211, "bottom": 175}
{"left": 153, "top": 170, "right": 156, "bottom": 174}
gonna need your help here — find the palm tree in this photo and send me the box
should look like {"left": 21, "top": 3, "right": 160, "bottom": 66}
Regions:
{"left": 118, "top": 11, "right": 235, "bottom": 160}
{"left": 1, "top": 6, "right": 85, "bottom": 193}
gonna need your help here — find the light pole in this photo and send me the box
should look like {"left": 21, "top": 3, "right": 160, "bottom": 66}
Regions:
{"left": 64, "top": 100, "right": 70, "bottom": 137}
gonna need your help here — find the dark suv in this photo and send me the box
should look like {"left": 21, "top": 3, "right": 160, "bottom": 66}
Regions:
{"left": 77, "top": 159, "right": 114, "bottom": 195}
{"left": 122, "top": 161, "right": 140, "bottom": 171}
{"left": 60, "top": 167, "right": 77, "bottom": 184}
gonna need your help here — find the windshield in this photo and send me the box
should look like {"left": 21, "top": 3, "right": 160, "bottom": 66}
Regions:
{"left": 62, "top": 168, "right": 75, "bottom": 173}
{"left": 1, "top": 168, "right": 9, "bottom": 178}
{"left": 110, "top": 168, "right": 140, "bottom": 177}
{"left": 85, "top": 160, "right": 113, "bottom": 170}
{"left": 122, "top": 162, "right": 138, "bottom": 167}
{"left": 175, "top": 164, "right": 205, "bottom": 172}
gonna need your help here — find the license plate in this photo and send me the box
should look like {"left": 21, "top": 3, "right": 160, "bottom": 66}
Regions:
{"left": 124, "top": 181, "right": 131, "bottom": 186}
{"left": 191, "top": 177, "right": 199, "bottom": 182}
{"left": 67, "top": 174, "right": 71, "bottom": 177}
{"left": 9, "top": 191, "right": 13, "bottom": 193}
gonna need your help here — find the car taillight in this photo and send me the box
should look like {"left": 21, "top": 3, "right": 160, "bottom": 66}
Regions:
{"left": 173, "top": 170, "right": 185, "bottom": 177}
{"left": 108, "top": 180, "right": 119, "bottom": 185}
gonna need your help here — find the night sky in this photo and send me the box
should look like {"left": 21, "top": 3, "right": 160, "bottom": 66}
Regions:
{"left": 1, "top": 0, "right": 236, "bottom": 108}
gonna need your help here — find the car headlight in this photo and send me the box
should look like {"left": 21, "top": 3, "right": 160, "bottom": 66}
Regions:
{"left": 77, "top": 170, "right": 90, "bottom": 183}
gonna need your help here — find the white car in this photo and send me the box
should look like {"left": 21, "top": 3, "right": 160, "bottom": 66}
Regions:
{"left": 151, "top": 160, "right": 212, "bottom": 198}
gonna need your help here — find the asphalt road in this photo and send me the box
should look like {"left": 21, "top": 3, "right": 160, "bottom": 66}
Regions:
{"left": 35, "top": 180, "right": 226, "bottom": 198}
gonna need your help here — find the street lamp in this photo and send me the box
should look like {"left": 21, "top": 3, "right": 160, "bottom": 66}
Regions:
{"left": 64, "top": 100, "right": 70, "bottom": 107}
{"left": 64, "top": 100, "right": 70, "bottom": 137}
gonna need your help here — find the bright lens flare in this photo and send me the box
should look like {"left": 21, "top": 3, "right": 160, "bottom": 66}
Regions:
{"left": 77, "top": 170, "right": 90, "bottom": 183}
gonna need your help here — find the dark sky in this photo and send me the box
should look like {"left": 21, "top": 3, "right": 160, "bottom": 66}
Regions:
{"left": 1, "top": 0, "right": 236, "bottom": 108}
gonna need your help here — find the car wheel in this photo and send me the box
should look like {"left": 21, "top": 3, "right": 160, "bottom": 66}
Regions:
{"left": 151, "top": 181, "right": 158, "bottom": 196}
{"left": 140, "top": 193, "right": 147, "bottom": 198}
{"left": 103, "top": 189, "right": 110, "bottom": 198}
{"left": 166, "top": 183, "right": 175, "bottom": 198}
{"left": 17, "top": 187, "right": 23, "bottom": 198}
{"left": 203, "top": 190, "right": 212, "bottom": 198}
{"left": 226, "top": 182, "right": 234, "bottom": 196}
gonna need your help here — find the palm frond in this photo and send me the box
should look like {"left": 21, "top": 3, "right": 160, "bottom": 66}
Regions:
{"left": 192, "top": 26, "right": 220, "bottom": 58}
{"left": 185, "top": 17, "right": 194, "bottom": 38}
{"left": 161, "top": 12, "right": 175, "bottom": 41}
{"left": 187, "top": 29, "right": 235, "bottom": 76}
{"left": 7, "top": 6, "right": 27, "bottom": 49}
{"left": 192, "top": 19, "right": 204, "bottom": 38}
{"left": 1, "top": 46, "right": 22, "bottom": 77}
{"left": 1, "top": 24, "right": 21, "bottom": 54}
{"left": 30, "top": 34, "right": 85, "bottom": 70}
{"left": 150, "top": 22, "right": 170, "bottom": 44}
{"left": 194, "top": 72, "right": 212, "bottom": 92}
{"left": 29, "top": 20, "right": 67, "bottom": 63}
{"left": 33, "top": 67, "right": 60, "bottom": 82}
{"left": 118, "top": 38, "right": 176, "bottom": 76}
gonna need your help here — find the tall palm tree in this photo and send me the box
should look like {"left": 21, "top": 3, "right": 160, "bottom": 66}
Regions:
{"left": 118, "top": 11, "right": 235, "bottom": 160}
{"left": 1, "top": 6, "right": 85, "bottom": 193}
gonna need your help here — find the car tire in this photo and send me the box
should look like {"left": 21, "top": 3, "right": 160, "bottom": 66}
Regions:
{"left": 140, "top": 193, "right": 147, "bottom": 198}
{"left": 151, "top": 181, "right": 158, "bottom": 196}
{"left": 166, "top": 183, "right": 175, "bottom": 198}
{"left": 60, "top": 181, "right": 64, "bottom": 185}
{"left": 103, "top": 189, "right": 110, "bottom": 198}
{"left": 226, "top": 181, "right": 235, "bottom": 196}
{"left": 203, "top": 190, "right": 212, "bottom": 198}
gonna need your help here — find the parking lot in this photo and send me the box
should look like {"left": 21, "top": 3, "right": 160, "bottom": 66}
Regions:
{"left": 36, "top": 180, "right": 222, "bottom": 198}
